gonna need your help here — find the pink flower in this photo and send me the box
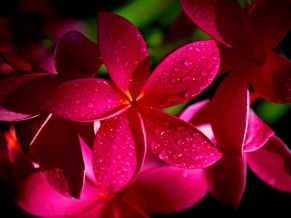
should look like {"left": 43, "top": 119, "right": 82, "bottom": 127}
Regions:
{"left": 180, "top": 0, "right": 291, "bottom": 157}
{"left": 0, "top": 30, "right": 103, "bottom": 198}
{"left": 6, "top": 132, "right": 209, "bottom": 218}
{"left": 180, "top": 100, "right": 291, "bottom": 209}
{"left": 43, "top": 12, "right": 222, "bottom": 195}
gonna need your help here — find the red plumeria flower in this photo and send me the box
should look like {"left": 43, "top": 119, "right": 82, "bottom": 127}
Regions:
{"left": 180, "top": 100, "right": 291, "bottom": 209}
{"left": 0, "top": 30, "right": 102, "bottom": 198}
{"left": 180, "top": 0, "right": 291, "bottom": 157}
{"left": 43, "top": 12, "right": 222, "bottom": 195}
{"left": 10, "top": 136, "right": 209, "bottom": 218}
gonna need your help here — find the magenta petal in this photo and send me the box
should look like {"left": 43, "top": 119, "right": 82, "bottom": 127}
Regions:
{"left": 15, "top": 172, "right": 102, "bottom": 217}
{"left": 98, "top": 12, "right": 150, "bottom": 98}
{"left": 43, "top": 78, "right": 130, "bottom": 122}
{"left": 92, "top": 108, "right": 146, "bottom": 195}
{"left": 217, "top": 43, "right": 258, "bottom": 76}
{"left": 210, "top": 69, "right": 249, "bottom": 157}
{"left": 246, "top": 135, "right": 291, "bottom": 192}
{"left": 122, "top": 166, "right": 208, "bottom": 214}
{"left": 14, "top": 114, "right": 49, "bottom": 157}
{"left": 139, "top": 106, "right": 222, "bottom": 169}
{"left": 55, "top": 30, "right": 102, "bottom": 82}
{"left": 180, "top": 0, "right": 251, "bottom": 55}
{"left": 0, "top": 52, "right": 32, "bottom": 72}
{"left": 0, "top": 73, "right": 60, "bottom": 121}
{"left": 247, "top": 0, "right": 291, "bottom": 53}
{"left": 252, "top": 52, "right": 291, "bottom": 103}
{"left": 32, "top": 115, "right": 85, "bottom": 198}
{"left": 139, "top": 40, "right": 219, "bottom": 108}
{"left": 243, "top": 109, "right": 274, "bottom": 152}
{"left": 206, "top": 154, "right": 246, "bottom": 209}
{"left": 179, "top": 99, "right": 210, "bottom": 126}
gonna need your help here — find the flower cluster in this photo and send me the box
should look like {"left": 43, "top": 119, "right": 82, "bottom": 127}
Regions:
{"left": 0, "top": 0, "right": 291, "bottom": 217}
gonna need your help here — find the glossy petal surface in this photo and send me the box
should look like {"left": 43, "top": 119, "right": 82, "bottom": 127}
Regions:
{"left": 246, "top": 135, "right": 291, "bottom": 192}
{"left": 43, "top": 78, "right": 130, "bottom": 122}
{"left": 252, "top": 52, "right": 291, "bottom": 103}
{"left": 243, "top": 109, "right": 274, "bottom": 152}
{"left": 55, "top": 30, "right": 102, "bottom": 82}
{"left": 15, "top": 172, "right": 102, "bottom": 217}
{"left": 139, "top": 106, "right": 222, "bottom": 169}
{"left": 92, "top": 109, "right": 146, "bottom": 195}
{"left": 180, "top": 0, "right": 251, "bottom": 55}
{"left": 98, "top": 12, "right": 150, "bottom": 98}
{"left": 0, "top": 73, "right": 60, "bottom": 121}
{"left": 31, "top": 115, "right": 85, "bottom": 198}
{"left": 139, "top": 40, "right": 219, "bottom": 108}
{"left": 206, "top": 154, "right": 246, "bottom": 209}
{"left": 122, "top": 166, "right": 208, "bottom": 214}
{"left": 210, "top": 69, "right": 249, "bottom": 157}
{"left": 247, "top": 0, "right": 291, "bottom": 53}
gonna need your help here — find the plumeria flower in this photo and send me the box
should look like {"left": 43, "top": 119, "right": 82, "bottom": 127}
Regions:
{"left": 43, "top": 12, "right": 222, "bottom": 195}
{"left": 179, "top": 100, "right": 291, "bottom": 209}
{"left": 5, "top": 131, "right": 209, "bottom": 218}
{"left": 180, "top": 0, "right": 291, "bottom": 157}
{"left": 0, "top": 30, "right": 102, "bottom": 198}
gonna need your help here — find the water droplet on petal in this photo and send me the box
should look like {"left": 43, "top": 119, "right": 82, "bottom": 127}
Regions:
{"left": 183, "top": 59, "right": 193, "bottom": 66}
{"left": 87, "top": 103, "right": 93, "bottom": 108}
{"left": 199, "top": 85, "right": 206, "bottom": 91}
{"left": 116, "top": 154, "right": 122, "bottom": 159}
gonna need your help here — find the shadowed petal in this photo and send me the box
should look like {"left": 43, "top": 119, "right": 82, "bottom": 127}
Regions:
{"left": 15, "top": 171, "right": 103, "bottom": 218}
{"left": 217, "top": 43, "right": 258, "bottom": 75}
{"left": 139, "top": 40, "right": 219, "bottom": 108}
{"left": 205, "top": 154, "right": 246, "bottom": 209}
{"left": 139, "top": 106, "right": 222, "bottom": 169}
{"left": 92, "top": 108, "right": 146, "bottom": 195}
{"left": 252, "top": 52, "right": 291, "bottom": 103}
{"left": 43, "top": 78, "right": 130, "bottom": 122}
{"left": 246, "top": 135, "right": 291, "bottom": 192}
{"left": 180, "top": 0, "right": 251, "bottom": 55}
{"left": 247, "top": 0, "right": 291, "bottom": 53}
{"left": 0, "top": 52, "right": 45, "bottom": 73}
{"left": 243, "top": 109, "right": 274, "bottom": 152}
{"left": 81, "top": 198, "right": 149, "bottom": 218}
{"left": 210, "top": 69, "right": 249, "bottom": 157}
{"left": 14, "top": 114, "right": 49, "bottom": 157}
{"left": 0, "top": 130, "right": 10, "bottom": 181}
{"left": 121, "top": 166, "right": 208, "bottom": 214}
{"left": 55, "top": 30, "right": 103, "bottom": 82}
{"left": 98, "top": 12, "right": 150, "bottom": 98}
{"left": 0, "top": 52, "right": 32, "bottom": 72}
{"left": 31, "top": 115, "right": 85, "bottom": 198}
{"left": 0, "top": 73, "right": 60, "bottom": 121}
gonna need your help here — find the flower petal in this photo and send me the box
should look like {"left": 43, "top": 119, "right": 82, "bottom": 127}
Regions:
{"left": 0, "top": 73, "right": 60, "bottom": 121}
{"left": 247, "top": 0, "right": 291, "bottom": 53}
{"left": 0, "top": 52, "right": 45, "bottom": 73}
{"left": 43, "top": 78, "right": 130, "bottom": 122}
{"left": 210, "top": 69, "right": 249, "bottom": 157}
{"left": 15, "top": 171, "right": 103, "bottom": 218}
{"left": 14, "top": 114, "right": 49, "bottom": 157}
{"left": 217, "top": 43, "right": 258, "bottom": 76}
{"left": 139, "top": 40, "right": 219, "bottom": 108}
{"left": 252, "top": 52, "right": 291, "bottom": 103}
{"left": 98, "top": 12, "right": 150, "bottom": 98}
{"left": 180, "top": 0, "right": 251, "bottom": 55}
{"left": 0, "top": 130, "right": 10, "bottom": 181}
{"left": 121, "top": 166, "right": 208, "bottom": 214}
{"left": 92, "top": 108, "right": 146, "bottom": 195}
{"left": 139, "top": 106, "right": 222, "bottom": 169}
{"left": 246, "top": 135, "right": 291, "bottom": 192}
{"left": 243, "top": 109, "right": 274, "bottom": 152}
{"left": 55, "top": 30, "right": 102, "bottom": 82}
{"left": 31, "top": 114, "right": 85, "bottom": 198}
{"left": 205, "top": 154, "right": 246, "bottom": 209}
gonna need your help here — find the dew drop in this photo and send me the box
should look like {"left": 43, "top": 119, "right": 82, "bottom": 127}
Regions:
{"left": 201, "top": 70, "right": 207, "bottom": 77}
{"left": 184, "top": 90, "right": 197, "bottom": 99}
{"left": 199, "top": 85, "right": 206, "bottom": 90}
{"left": 128, "top": 152, "right": 133, "bottom": 157}
{"left": 183, "top": 59, "right": 192, "bottom": 66}
{"left": 181, "top": 76, "right": 192, "bottom": 83}
{"left": 175, "top": 139, "right": 184, "bottom": 146}
{"left": 174, "top": 67, "right": 180, "bottom": 72}
{"left": 87, "top": 103, "right": 93, "bottom": 108}
{"left": 116, "top": 154, "right": 122, "bottom": 159}
{"left": 158, "top": 150, "right": 169, "bottom": 160}
{"left": 170, "top": 77, "right": 179, "bottom": 84}
{"left": 128, "top": 144, "right": 134, "bottom": 149}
